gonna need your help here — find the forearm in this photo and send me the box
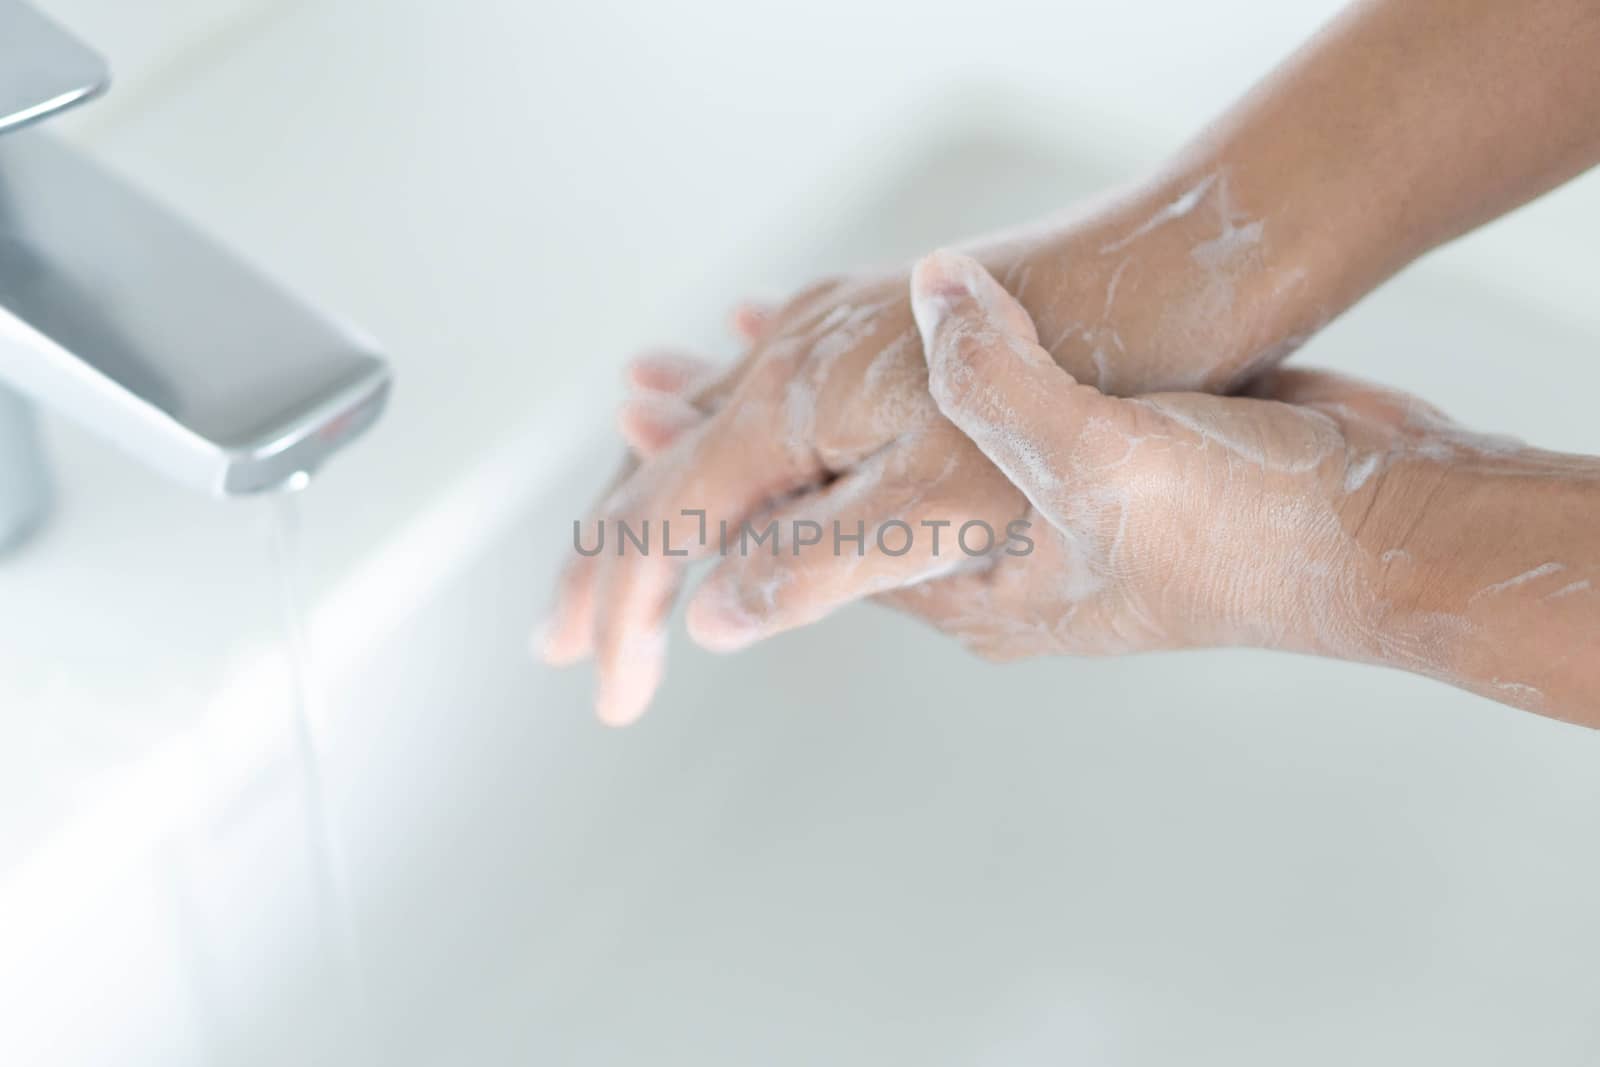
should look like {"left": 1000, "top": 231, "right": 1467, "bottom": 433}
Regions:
{"left": 1348, "top": 449, "right": 1600, "bottom": 724}
{"left": 1197, "top": 0, "right": 1600, "bottom": 275}
{"left": 991, "top": 0, "right": 1600, "bottom": 395}
{"left": 1185, "top": 0, "right": 1600, "bottom": 336}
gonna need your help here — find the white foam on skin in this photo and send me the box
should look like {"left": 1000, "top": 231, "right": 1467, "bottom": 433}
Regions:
{"left": 1190, "top": 219, "right": 1264, "bottom": 271}
{"left": 1470, "top": 562, "right": 1566, "bottom": 603}
{"left": 1129, "top": 395, "right": 1336, "bottom": 474}
{"left": 862, "top": 330, "right": 914, "bottom": 393}
{"left": 1102, "top": 258, "right": 1132, "bottom": 314}
{"left": 979, "top": 414, "right": 1067, "bottom": 498}
{"left": 921, "top": 333, "right": 1065, "bottom": 500}
{"left": 1546, "top": 579, "right": 1592, "bottom": 601}
{"left": 1091, "top": 348, "right": 1114, "bottom": 393}
{"left": 783, "top": 377, "right": 818, "bottom": 447}
{"left": 1492, "top": 680, "right": 1545, "bottom": 708}
{"left": 1006, "top": 263, "right": 1034, "bottom": 304}
{"left": 808, "top": 301, "right": 889, "bottom": 370}
{"left": 1099, "top": 173, "right": 1219, "bottom": 254}
{"left": 903, "top": 249, "right": 1525, "bottom": 702}
{"left": 1079, "top": 168, "right": 1290, "bottom": 396}
{"left": 778, "top": 301, "right": 893, "bottom": 458}
{"left": 1344, "top": 452, "right": 1384, "bottom": 492}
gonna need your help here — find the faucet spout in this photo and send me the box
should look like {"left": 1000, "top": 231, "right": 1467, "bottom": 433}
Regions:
{"left": 0, "top": 132, "right": 392, "bottom": 497}
{"left": 0, "top": 2, "right": 391, "bottom": 500}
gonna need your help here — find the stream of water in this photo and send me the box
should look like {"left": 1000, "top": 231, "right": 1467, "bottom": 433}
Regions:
{"left": 268, "top": 494, "right": 376, "bottom": 1063}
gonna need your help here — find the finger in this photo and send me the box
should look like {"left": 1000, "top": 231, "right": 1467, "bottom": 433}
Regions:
{"left": 910, "top": 249, "right": 1131, "bottom": 523}
{"left": 730, "top": 301, "right": 779, "bottom": 345}
{"left": 539, "top": 456, "right": 639, "bottom": 666}
{"left": 874, "top": 570, "right": 987, "bottom": 628}
{"left": 684, "top": 287, "right": 854, "bottom": 419}
{"left": 1249, "top": 366, "right": 1459, "bottom": 433}
{"left": 618, "top": 391, "right": 703, "bottom": 458}
{"left": 684, "top": 430, "right": 1021, "bottom": 652}
{"left": 1246, "top": 367, "right": 1393, "bottom": 406}
{"left": 621, "top": 299, "right": 774, "bottom": 401}
{"left": 874, "top": 510, "right": 1083, "bottom": 662}
{"left": 539, "top": 544, "right": 602, "bottom": 666}
{"left": 625, "top": 349, "right": 719, "bottom": 395}
{"left": 590, "top": 382, "right": 825, "bottom": 725}
{"left": 546, "top": 352, "right": 717, "bottom": 666}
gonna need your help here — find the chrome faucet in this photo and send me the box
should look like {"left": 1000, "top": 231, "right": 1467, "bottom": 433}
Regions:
{"left": 0, "top": 3, "right": 391, "bottom": 551}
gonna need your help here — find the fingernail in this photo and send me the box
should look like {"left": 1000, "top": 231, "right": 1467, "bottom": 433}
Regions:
{"left": 909, "top": 249, "right": 975, "bottom": 339}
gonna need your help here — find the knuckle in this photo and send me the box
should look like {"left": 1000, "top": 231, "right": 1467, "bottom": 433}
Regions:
{"left": 953, "top": 329, "right": 1001, "bottom": 372}
{"left": 723, "top": 553, "right": 786, "bottom": 610}
{"left": 792, "top": 274, "right": 848, "bottom": 308}
{"left": 930, "top": 332, "right": 1003, "bottom": 414}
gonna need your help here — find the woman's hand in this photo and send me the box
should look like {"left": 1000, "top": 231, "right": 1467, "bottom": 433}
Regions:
{"left": 540, "top": 267, "right": 1018, "bottom": 725}
{"left": 889, "top": 252, "right": 1600, "bottom": 725}
{"left": 884, "top": 250, "right": 1414, "bottom": 660}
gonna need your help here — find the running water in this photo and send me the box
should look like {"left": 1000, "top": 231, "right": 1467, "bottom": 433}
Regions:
{"left": 268, "top": 493, "right": 376, "bottom": 1062}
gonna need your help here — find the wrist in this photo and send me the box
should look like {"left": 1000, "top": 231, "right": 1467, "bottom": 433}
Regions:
{"left": 1193, "top": 445, "right": 1473, "bottom": 662}
{"left": 1326, "top": 447, "right": 1600, "bottom": 704}
{"left": 1382, "top": 446, "right": 1598, "bottom": 583}
{"left": 990, "top": 166, "right": 1350, "bottom": 397}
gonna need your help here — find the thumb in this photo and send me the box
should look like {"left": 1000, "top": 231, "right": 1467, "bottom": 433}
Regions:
{"left": 909, "top": 250, "right": 1128, "bottom": 522}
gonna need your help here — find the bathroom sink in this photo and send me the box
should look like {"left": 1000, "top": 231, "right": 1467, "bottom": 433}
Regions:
{"left": 4, "top": 37, "right": 1600, "bottom": 1067}
{"left": 99, "top": 121, "right": 1597, "bottom": 1066}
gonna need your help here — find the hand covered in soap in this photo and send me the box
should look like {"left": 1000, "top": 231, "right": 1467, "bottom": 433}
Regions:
{"left": 887, "top": 252, "right": 1600, "bottom": 723}
{"left": 880, "top": 250, "right": 1404, "bottom": 660}
{"left": 542, "top": 271, "right": 1029, "bottom": 725}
